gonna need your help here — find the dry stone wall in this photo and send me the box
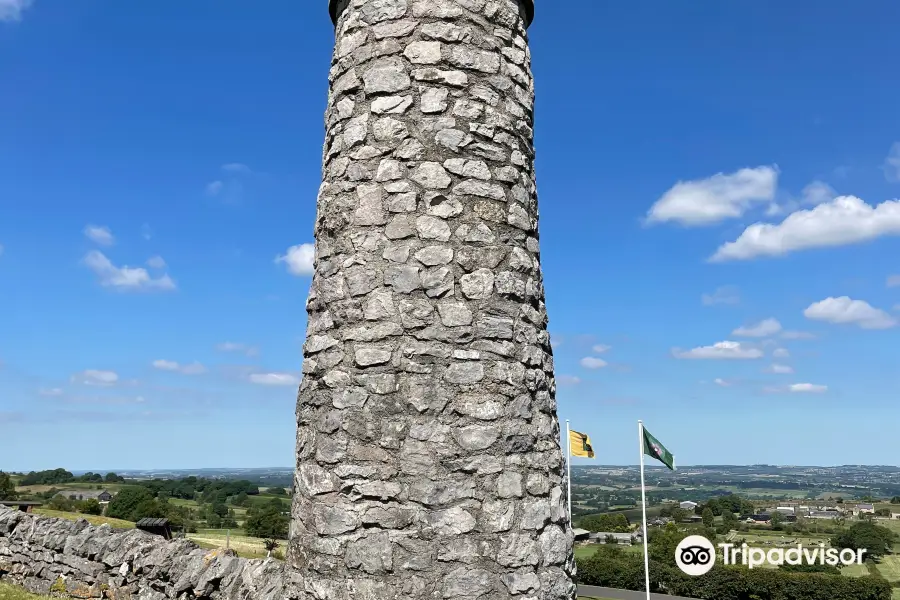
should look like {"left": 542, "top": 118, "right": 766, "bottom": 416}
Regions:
{"left": 290, "top": 1, "right": 577, "bottom": 599}
{"left": 0, "top": 507, "right": 288, "bottom": 600}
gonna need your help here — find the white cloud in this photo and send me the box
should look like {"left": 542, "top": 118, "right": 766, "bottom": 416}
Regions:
{"left": 672, "top": 341, "right": 764, "bottom": 360}
{"left": 249, "top": 372, "right": 299, "bottom": 386}
{"left": 276, "top": 243, "right": 315, "bottom": 276}
{"left": 206, "top": 181, "right": 224, "bottom": 196}
{"left": 772, "top": 348, "right": 790, "bottom": 358}
{"left": 71, "top": 370, "right": 119, "bottom": 386}
{"left": 146, "top": 256, "right": 166, "bottom": 269}
{"left": 152, "top": 359, "right": 180, "bottom": 371}
{"left": 579, "top": 357, "right": 608, "bottom": 369}
{"left": 766, "top": 181, "right": 836, "bottom": 216}
{"left": 711, "top": 196, "right": 900, "bottom": 261}
{"left": 550, "top": 337, "right": 563, "bottom": 349}
{"left": 83, "top": 250, "right": 176, "bottom": 291}
{"left": 216, "top": 342, "right": 259, "bottom": 357}
{"left": 884, "top": 142, "right": 900, "bottom": 182}
{"left": 732, "top": 318, "right": 782, "bottom": 338}
{"left": 781, "top": 330, "right": 816, "bottom": 340}
{"left": 803, "top": 296, "right": 897, "bottom": 330}
{"left": 591, "top": 344, "right": 611, "bottom": 354}
{"left": 222, "top": 163, "right": 251, "bottom": 173}
{"left": 556, "top": 375, "right": 581, "bottom": 386}
{"left": 646, "top": 166, "right": 778, "bottom": 226}
{"left": 152, "top": 360, "right": 206, "bottom": 375}
{"left": 714, "top": 378, "right": 732, "bottom": 387}
{"left": 789, "top": 383, "right": 827, "bottom": 393}
{"left": 887, "top": 275, "right": 900, "bottom": 288}
{"left": 0, "top": 0, "right": 33, "bottom": 21}
{"left": 84, "top": 225, "right": 115, "bottom": 246}
{"left": 765, "top": 363, "right": 794, "bottom": 374}
{"left": 701, "top": 285, "right": 740, "bottom": 306}
{"left": 39, "top": 387, "right": 64, "bottom": 396}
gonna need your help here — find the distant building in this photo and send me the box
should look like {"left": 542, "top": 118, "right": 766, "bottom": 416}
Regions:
{"left": 856, "top": 504, "right": 875, "bottom": 514}
{"left": 891, "top": 513, "right": 900, "bottom": 520}
{"left": 572, "top": 528, "right": 591, "bottom": 542}
{"left": 809, "top": 510, "right": 840, "bottom": 520}
{"left": 98, "top": 491, "right": 113, "bottom": 503}
{"left": 588, "top": 532, "right": 639, "bottom": 544}
{"left": 679, "top": 501, "right": 698, "bottom": 510}
{"left": 774, "top": 507, "right": 795, "bottom": 515}
{"left": 136, "top": 518, "right": 172, "bottom": 540}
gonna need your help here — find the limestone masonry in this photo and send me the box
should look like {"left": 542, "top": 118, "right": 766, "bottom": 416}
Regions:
{"left": 0, "top": 507, "right": 288, "bottom": 599}
{"left": 290, "top": 0, "right": 576, "bottom": 598}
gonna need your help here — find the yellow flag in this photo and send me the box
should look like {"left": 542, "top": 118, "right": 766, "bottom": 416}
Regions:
{"left": 569, "top": 430, "right": 595, "bottom": 458}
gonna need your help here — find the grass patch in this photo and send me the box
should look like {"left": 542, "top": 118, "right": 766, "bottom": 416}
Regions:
{"left": 32, "top": 508, "right": 134, "bottom": 529}
{"left": 874, "top": 555, "right": 900, "bottom": 582}
{"left": 841, "top": 562, "right": 870, "bottom": 577}
{"left": 186, "top": 531, "right": 276, "bottom": 560}
{"left": 0, "top": 582, "right": 49, "bottom": 600}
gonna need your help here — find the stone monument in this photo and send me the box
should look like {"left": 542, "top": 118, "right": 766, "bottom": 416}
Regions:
{"left": 289, "top": 1, "right": 576, "bottom": 598}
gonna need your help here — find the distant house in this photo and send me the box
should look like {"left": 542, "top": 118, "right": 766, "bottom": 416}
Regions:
{"left": 98, "top": 491, "right": 113, "bottom": 503}
{"left": 679, "top": 501, "right": 698, "bottom": 511}
{"left": 775, "top": 506, "right": 795, "bottom": 515}
{"left": 572, "top": 528, "right": 591, "bottom": 542}
{"left": 856, "top": 504, "right": 875, "bottom": 514}
{"left": 588, "top": 532, "right": 639, "bottom": 544}
{"left": 809, "top": 510, "right": 841, "bottom": 520}
{"left": 747, "top": 513, "right": 771, "bottom": 523}
{"left": 891, "top": 513, "right": 900, "bottom": 520}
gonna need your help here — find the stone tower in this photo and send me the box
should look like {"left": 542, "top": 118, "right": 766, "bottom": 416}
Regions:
{"left": 289, "top": 1, "right": 576, "bottom": 598}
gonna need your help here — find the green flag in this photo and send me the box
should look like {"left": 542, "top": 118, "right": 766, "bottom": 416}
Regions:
{"left": 642, "top": 426, "right": 675, "bottom": 471}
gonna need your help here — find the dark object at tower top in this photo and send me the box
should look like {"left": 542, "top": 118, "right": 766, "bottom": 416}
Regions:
{"left": 328, "top": 0, "right": 534, "bottom": 28}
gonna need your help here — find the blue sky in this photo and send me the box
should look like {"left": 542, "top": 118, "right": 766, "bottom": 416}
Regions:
{"left": 2, "top": 0, "right": 899, "bottom": 471}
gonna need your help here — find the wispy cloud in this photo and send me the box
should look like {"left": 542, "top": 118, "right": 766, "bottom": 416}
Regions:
{"left": 591, "top": 344, "right": 611, "bottom": 354}
{"left": 83, "top": 225, "right": 115, "bottom": 246}
{"left": 672, "top": 341, "right": 764, "bottom": 360}
{"left": 579, "top": 357, "right": 608, "bottom": 369}
{"left": 701, "top": 285, "right": 740, "bottom": 306}
{"left": 83, "top": 250, "right": 176, "bottom": 291}
{"left": 276, "top": 243, "right": 315, "bottom": 276}
{"left": 646, "top": 166, "right": 778, "bottom": 226}
{"left": 764, "top": 363, "right": 794, "bottom": 374}
{"left": 205, "top": 181, "right": 224, "bottom": 196}
{"left": 38, "top": 387, "right": 64, "bottom": 396}
{"left": 249, "top": 372, "right": 299, "bottom": 386}
{"left": 152, "top": 360, "right": 206, "bottom": 375}
{"left": 732, "top": 318, "right": 782, "bottom": 338}
{"left": 0, "top": 0, "right": 33, "bottom": 22}
{"left": 556, "top": 375, "right": 581, "bottom": 386}
{"left": 711, "top": 196, "right": 900, "bottom": 262}
{"left": 70, "top": 370, "right": 119, "bottom": 386}
{"left": 146, "top": 255, "right": 166, "bottom": 269}
{"left": 803, "top": 296, "right": 897, "bottom": 330}
{"left": 765, "top": 383, "right": 828, "bottom": 394}
{"left": 884, "top": 142, "right": 900, "bottom": 182}
{"left": 216, "top": 342, "right": 259, "bottom": 357}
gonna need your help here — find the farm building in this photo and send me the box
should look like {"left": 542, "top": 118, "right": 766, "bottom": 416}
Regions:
{"left": 98, "top": 491, "right": 113, "bottom": 503}
{"left": 572, "top": 528, "right": 591, "bottom": 542}
{"left": 588, "top": 532, "right": 641, "bottom": 544}
{"left": 135, "top": 518, "right": 172, "bottom": 540}
{"left": 679, "top": 501, "right": 698, "bottom": 510}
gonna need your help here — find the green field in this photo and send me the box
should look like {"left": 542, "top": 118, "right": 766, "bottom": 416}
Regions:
{"left": 840, "top": 563, "right": 870, "bottom": 577}
{"left": 187, "top": 530, "right": 273, "bottom": 559}
{"left": 875, "top": 555, "right": 900, "bottom": 582}
{"left": 574, "top": 543, "right": 642, "bottom": 559}
{"left": 0, "top": 582, "right": 47, "bottom": 600}
{"left": 31, "top": 508, "right": 134, "bottom": 529}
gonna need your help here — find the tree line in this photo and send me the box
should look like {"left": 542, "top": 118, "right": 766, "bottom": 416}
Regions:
{"left": 576, "top": 522, "right": 895, "bottom": 600}
{"left": 18, "top": 469, "right": 127, "bottom": 486}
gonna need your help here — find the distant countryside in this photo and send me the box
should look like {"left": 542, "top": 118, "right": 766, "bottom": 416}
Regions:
{"left": 3, "top": 464, "right": 900, "bottom": 599}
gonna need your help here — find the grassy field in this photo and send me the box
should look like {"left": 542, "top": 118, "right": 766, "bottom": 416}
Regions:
{"left": 574, "top": 543, "right": 642, "bottom": 559}
{"left": 186, "top": 530, "right": 272, "bottom": 560}
{"left": 840, "top": 563, "right": 870, "bottom": 577}
{"left": 0, "top": 582, "right": 47, "bottom": 600}
{"left": 874, "top": 554, "right": 900, "bottom": 582}
{"left": 31, "top": 508, "right": 134, "bottom": 529}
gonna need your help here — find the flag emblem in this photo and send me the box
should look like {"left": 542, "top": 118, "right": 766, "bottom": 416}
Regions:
{"left": 642, "top": 426, "right": 675, "bottom": 471}
{"left": 568, "top": 430, "right": 595, "bottom": 458}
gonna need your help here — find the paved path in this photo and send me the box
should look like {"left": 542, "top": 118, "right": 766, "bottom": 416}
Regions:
{"left": 577, "top": 584, "right": 697, "bottom": 600}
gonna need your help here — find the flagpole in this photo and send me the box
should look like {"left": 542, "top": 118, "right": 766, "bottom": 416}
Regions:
{"left": 638, "top": 420, "right": 651, "bottom": 600}
{"left": 565, "top": 419, "right": 572, "bottom": 527}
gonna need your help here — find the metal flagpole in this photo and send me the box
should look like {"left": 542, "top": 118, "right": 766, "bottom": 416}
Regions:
{"left": 565, "top": 420, "right": 572, "bottom": 526}
{"left": 638, "top": 420, "right": 651, "bottom": 600}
